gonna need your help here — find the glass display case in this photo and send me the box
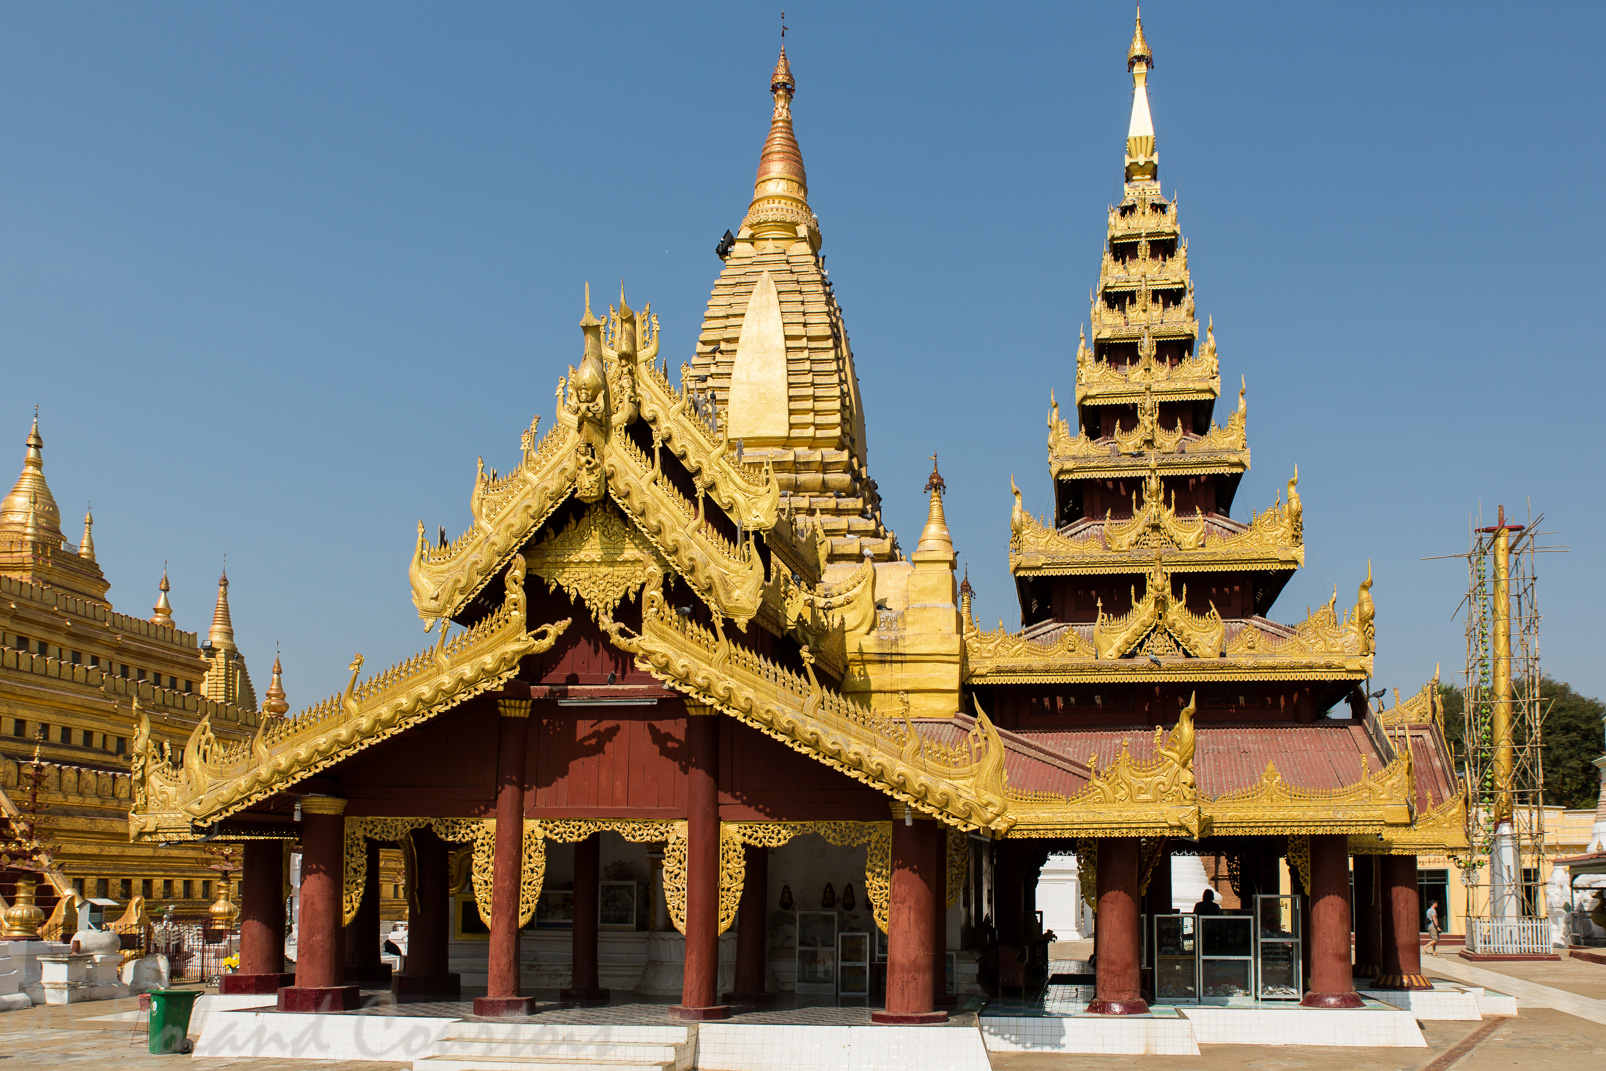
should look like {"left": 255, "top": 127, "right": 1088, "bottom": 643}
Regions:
{"left": 1198, "top": 914, "right": 1254, "bottom": 1000}
{"left": 838, "top": 931, "right": 870, "bottom": 997}
{"left": 795, "top": 911, "right": 838, "bottom": 995}
{"left": 1153, "top": 914, "right": 1199, "bottom": 1002}
{"left": 1253, "top": 894, "right": 1301, "bottom": 1000}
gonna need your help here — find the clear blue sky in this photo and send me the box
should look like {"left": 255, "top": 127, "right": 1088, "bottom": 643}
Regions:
{"left": 4, "top": 2, "right": 1602, "bottom": 711}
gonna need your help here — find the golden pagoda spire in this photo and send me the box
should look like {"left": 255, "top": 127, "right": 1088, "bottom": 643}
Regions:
{"left": 0, "top": 412, "right": 64, "bottom": 545}
{"left": 742, "top": 46, "right": 816, "bottom": 243}
{"left": 916, "top": 455, "right": 954, "bottom": 558}
{"left": 1124, "top": 6, "right": 1159, "bottom": 183}
{"left": 208, "top": 566, "right": 236, "bottom": 651}
{"left": 79, "top": 505, "right": 95, "bottom": 562}
{"left": 263, "top": 648, "right": 289, "bottom": 716}
{"left": 150, "top": 564, "right": 174, "bottom": 627}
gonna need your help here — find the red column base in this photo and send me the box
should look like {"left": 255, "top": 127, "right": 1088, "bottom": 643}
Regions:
{"left": 219, "top": 972, "right": 295, "bottom": 995}
{"left": 871, "top": 1010, "right": 949, "bottom": 1025}
{"left": 391, "top": 972, "right": 462, "bottom": 1001}
{"left": 277, "top": 985, "right": 360, "bottom": 1012}
{"left": 559, "top": 987, "right": 611, "bottom": 1003}
{"left": 472, "top": 996, "right": 538, "bottom": 1017}
{"left": 1370, "top": 974, "right": 1434, "bottom": 991}
{"left": 723, "top": 990, "right": 777, "bottom": 1005}
{"left": 668, "top": 1004, "right": 730, "bottom": 1021}
{"left": 344, "top": 963, "right": 393, "bottom": 985}
{"left": 1085, "top": 998, "right": 1149, "bottom": 1016}
{"left": 1300, "top": 991, "right": 1366, "bottom": 1009}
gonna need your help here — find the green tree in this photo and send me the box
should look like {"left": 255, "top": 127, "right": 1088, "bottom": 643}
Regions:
{"left": 1436, "top": 677, "right": 1604, "bottom": 810}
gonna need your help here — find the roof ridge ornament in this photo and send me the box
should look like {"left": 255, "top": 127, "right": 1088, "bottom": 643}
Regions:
{"left": 1124, "top": 7, "right": 1159, "bottom": 184}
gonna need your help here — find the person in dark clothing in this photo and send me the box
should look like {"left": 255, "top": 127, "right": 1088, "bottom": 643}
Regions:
{"left": 1193, "top": 888, "right": 1222, "bottom": 915}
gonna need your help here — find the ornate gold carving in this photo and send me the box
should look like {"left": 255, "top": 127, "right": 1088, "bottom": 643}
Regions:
{"left": 413, "top": 290, "right": 781, "bottom": 626}
{"left": 1076, "top": 839, "right": 1098, "bottom": 909}
{"left": 1009, "top": 696, "right": 1202, "bottom": 838}
{"left": 728, "top": 821, "right": 894, "bottom": 931}
{"left": 964, "top": 618, "right": 1096, "bottom": 669}
{"left": 130, "top": 560, "right": 569, "bottom": 841}
{"left": 946, "top": 827, "right": 968, "bottom": 910}
{"left": 598, "top": 585, "right": 1012, "bottom": 834}
{"left": 662, "top": 822, "right": 689, "bottom": 934}
{"left": 1113, "top": 387, "right": 1185, "bottom": 455}
{"left": 1351, "top": 789, "right": 1469, "bottom": 855}
{"left": 526, "top": 506, "right": 667, "bottom": 619}
{"left": 1093, "top": 559, "right": 1223, "bottom": 660}
{"left": 1222, "top": 570, "right": 1375, "bottom": 662}
{"left": 1380, "top": 671, "right": 1442, "bottom": 728}
{"left": 1103, "top": 459, "right": 1205, "bottom": 551}
{"left": 1206, "top": 751, "right": 1413, "bottom": 835}
{"left": 342, "top": 817, "right": 495, "bottom": 927}
{"left": 497, "top": 697, "right": 533, "bottom": 719}
{"left": 1287, "top": 835, "right": 1310, "bottom": 894}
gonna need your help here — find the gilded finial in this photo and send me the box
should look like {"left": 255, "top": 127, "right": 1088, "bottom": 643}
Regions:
{"left": 1128, "top": 5, "right": 1152, "bottom": 72}
{"left": 924, "top": 453, "right": 946, "bottom": 495}
{"left": 79, "top": 504, "right": 95, "bottom": 562}
{"left": 743, "top": 43, "right": 815, "bottom": 242}
{"left": 0, "top": 411, "right": 64, "bottom": 544}
{"left": 263, "top": 646, "right": 289, "bottom": 717}
{"left": 150, "top": 563, "right": 174, "bottom": 627}
{"left": 208, "top": 564, "right": 236, "bottom": 651}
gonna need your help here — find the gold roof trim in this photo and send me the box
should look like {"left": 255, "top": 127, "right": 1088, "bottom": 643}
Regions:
{"left": 411, "top": 294, "right": 783, "bottom": 626}
{"left": 1203, "top": 752, "right": 1414, "bottom": 835}
{"left": 1011, "top": 466, "right": 1302, "bottom": 576}
{"left": 1351, "top": 790, "right": 1470, "bottom": 855}
{"left": 1379, "top": 669, "right": 1442, "bottom": 727}
{"left": 1075, "top": 324, "right": 1218, "bottom": 406}
{"left": 129, "top": 557, "right": 570, "bottom": 841}
{"left": 599, "top": 584, "right": 1013, "bottom": 835}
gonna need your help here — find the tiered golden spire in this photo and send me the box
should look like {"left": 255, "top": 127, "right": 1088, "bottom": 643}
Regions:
{"left": 742, "top": 47, "right": 816, "bottom": 242}
{"left": 150, "top": 565, "right": 174, "bottom": 627}
{"left": 263, "top": 649, "right": 289, "bottom": 716}
{"left": 0, "top": 414, "right": 63, "bottom": 544}
{"left": 208, "top": 568, "right": 236, "bottom": 651}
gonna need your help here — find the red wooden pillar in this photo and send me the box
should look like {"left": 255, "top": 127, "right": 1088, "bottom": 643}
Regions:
{"left": 475, "top": 695, "right": 537, "bottom": 1015}
{"left": 873, "top": 815, "right": 947, "bottom": 1024}
{"left": 392, "top": 827, "right": 460, "bottom": 1001}
{"left": 279, "top": 796, "right": 359, "bottom": 1012}
{"left": 671, "top": 705, "right": 728, "bottom": 1019}
{"left": 223, "top": 840, "right": 293, "bottom": 995}
{"left": 1373, "top": 854, "right": 1432, "bottom": 990}
{"left": 727, "top": 844, "right": 774, "bottom": 1003}
{"left": 1300, "top": 834, "right": 1363, "bottom": 1007}
{"left": 1088, "top": 838, "right": 1147, "bottom": 1014}
{"left": 562, "top": 833, "right": 610, "bottom": 1001}
{"left": 1352, "top": 855, "right": 1383, "bottom": 979}
{"left": 932, "top": 827, "right": 955, "bottom": 1007}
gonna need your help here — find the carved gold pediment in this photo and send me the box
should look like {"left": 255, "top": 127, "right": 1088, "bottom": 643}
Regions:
{"left": 1207, "top": 750, "right": 1413, "bottom": 835}
{"left": 526, "top": 506, "right": 667, "bottom": 619}
{"left": 1380, "top": 670, "right": 1442, "bottom": 727}
{"left": 1093, "top": 560, "right": 1223, "bottom": 660}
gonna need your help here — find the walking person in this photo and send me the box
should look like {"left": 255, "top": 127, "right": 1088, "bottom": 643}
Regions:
{"left": 1425, "top": 900, "right": 1441, "bottom": 955}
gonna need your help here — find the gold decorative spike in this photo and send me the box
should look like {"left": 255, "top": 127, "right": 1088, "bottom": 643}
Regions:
{"left": 208, "top": 568, "right": 236, "bottom": 651}
{"left": 79, "top": 506, "right": 95, "bottom": 562}
{"left": 263, "top": 650, "right": 289, "bottom": 716}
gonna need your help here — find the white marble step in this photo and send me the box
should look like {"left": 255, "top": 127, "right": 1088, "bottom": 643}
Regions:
{"left": 416, "top": 1058, "right": 675, "bottom": 1071}
{"left": 433, "top": 1039, "right": 684, "bottom": 1062}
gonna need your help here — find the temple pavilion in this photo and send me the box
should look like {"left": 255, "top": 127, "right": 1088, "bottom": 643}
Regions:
{"left": 128, "top": 15, "right": 1465, "bottom": 1027}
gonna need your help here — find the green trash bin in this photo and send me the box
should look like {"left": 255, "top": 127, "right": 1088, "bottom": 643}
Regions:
{"left": 147, "top": 988, "right": 202, "bottom": 1054}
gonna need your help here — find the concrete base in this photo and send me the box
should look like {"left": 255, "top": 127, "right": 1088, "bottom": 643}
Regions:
{"left": 870, "top": 1009, "right": 949, "bottom": 1024}
{"left": 195, "top": 1008, "right": 454, "bottom": 1061}
{"left": 668, "top": 1003, "right": 729, "bottom": 1020}
{"left": 1184, "top": 1004, "right": 1426, "bottom": 1047}
{"left": 698, "top": 1022, "right": 991, "bottom": 1071}
{"left": 1359, "top": 985, "right": 1483, "bottom": 1020}
{"left": 219, "top": 972, "right": 294, "bottom": 995}
{"left": 470, "top": 995, "right": 537, "bottom": 1017}
{"left": 276, "top": 985, "right": 360, "bottom": 1012}
{"left": 1458, "top": 950, "right": 1560, "bottom": 962}
{"left": 981, "top": 1007, "right": 1199, "bottom": 1056}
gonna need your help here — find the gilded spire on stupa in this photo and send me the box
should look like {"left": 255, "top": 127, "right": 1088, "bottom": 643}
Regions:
{"left": 79, "top": 506, "right": 95, "bottom": 563}
{"left": 742, "top": 47, "right": 816, "bottom": 242}
{"left": 263, "top": 649, "right": 289, "bottom": 716}
{"left": 208, "top": 567, "right": 236, "bottom": 651}
{"left": 0, "top": 413, "right": 64, "bottom": 545}
{"left": 150, "top": 564, "right": 174, "bottom": 627}
{"left": 1124, "top": 7, "right": 1158, "bottom": 183}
